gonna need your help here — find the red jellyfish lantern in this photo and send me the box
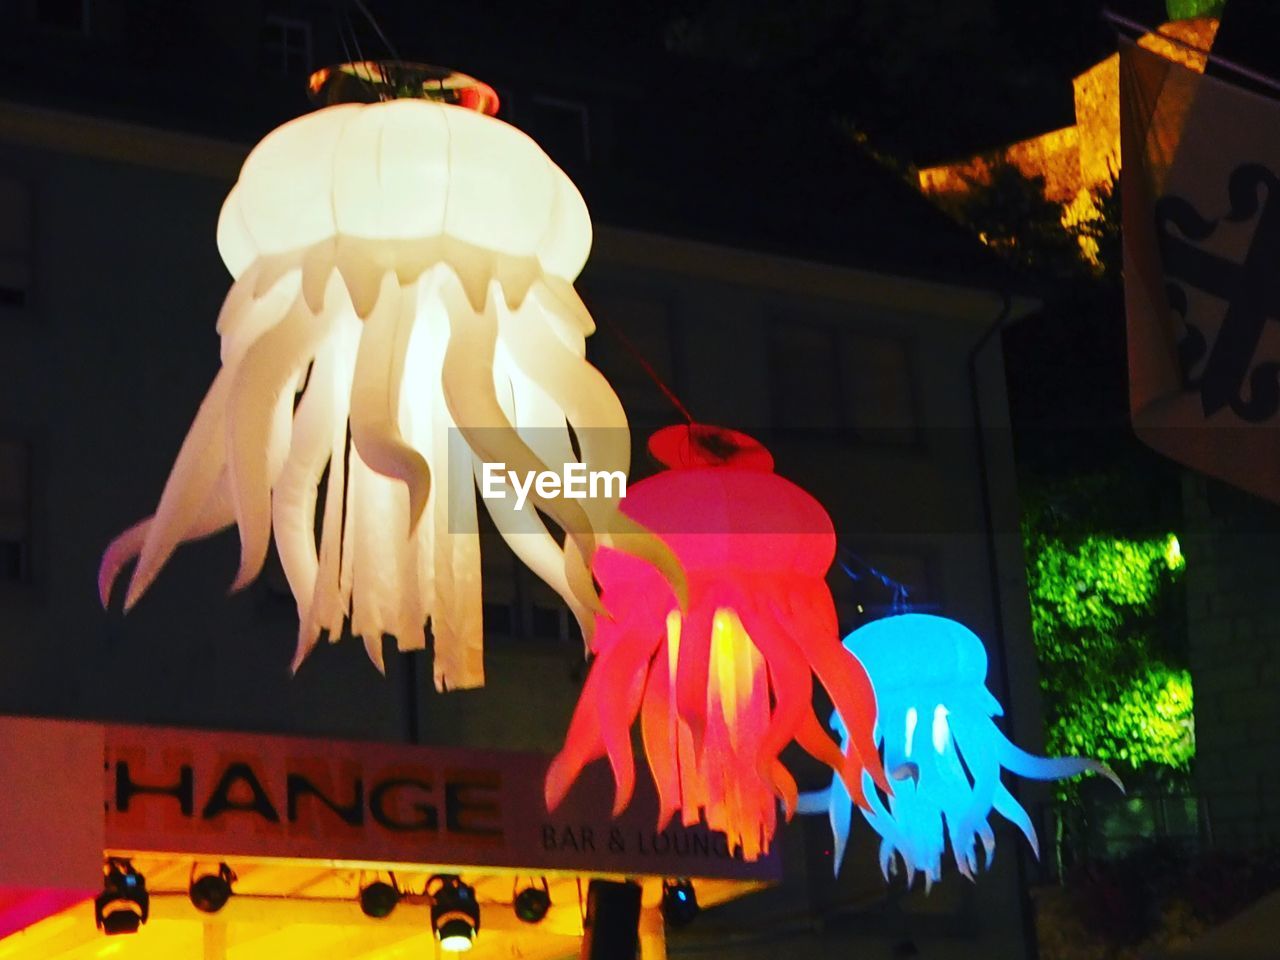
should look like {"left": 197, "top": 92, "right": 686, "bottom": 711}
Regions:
{"left": 546, "top": 425, "right": 887, "bottom": 859}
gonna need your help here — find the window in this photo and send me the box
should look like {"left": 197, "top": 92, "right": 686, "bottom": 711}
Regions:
{"left": 262, "top": 14, "right": 312, "bottom": 76}
{"left": 0, "top": 441, "right": 30, "bottom": 582}
{"left": 585, "top": 294, "right": 679, "bottom": 431}
{"left": 770, "top": 322, "right": 841, "bottom": 430}
{"left": 771, "top": 319, "right": 917, "bottom": 443}
{"left": 28, "top": 0, "right": 89, "bottom": 33}
{"left": 480, "top": 527, "right": 518, "bottom": 640}
{"left": 525, "top": 95, "right": 591, "bottom": 167}
{"left": 478, "top": 523, "right": 576, "bottom": 645}
{"left": 840, "top": 333, "right": 917, "bottom": 444}
{"left": 0, "top": 175, "right": 32, "bottom": 312}
{"left": 521, "top": 572, "right": 572, "bottom": 644}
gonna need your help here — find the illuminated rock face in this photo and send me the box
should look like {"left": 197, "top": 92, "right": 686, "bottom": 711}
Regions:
{"left": 801, "top": 613, "right": 1119, "bottom": 889}
{"left": 546, "top": 426, "right": 887, "bottom": 861}
{"left": 916, "top": 17, "right": 1219, "bottom": 264}
{"left": 99, "top": 98, "right": 682, "bottom": 692}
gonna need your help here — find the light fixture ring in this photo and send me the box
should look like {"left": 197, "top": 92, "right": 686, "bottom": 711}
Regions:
{"left": 308, "top": 61, "right": 499, "bottom": 114}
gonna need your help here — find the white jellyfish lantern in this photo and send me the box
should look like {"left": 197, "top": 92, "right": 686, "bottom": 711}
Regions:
{"left": 100, "top": 65, "right": 680, "bottom": 691}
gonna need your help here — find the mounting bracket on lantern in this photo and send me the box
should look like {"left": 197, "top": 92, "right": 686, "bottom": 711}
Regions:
{"left": 308, "top": 61, "right": 500, "bottom": 113}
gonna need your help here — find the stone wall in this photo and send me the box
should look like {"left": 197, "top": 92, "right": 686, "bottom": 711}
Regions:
{"left": 1183, "top": 473, "right": 1280, "bottom": 850}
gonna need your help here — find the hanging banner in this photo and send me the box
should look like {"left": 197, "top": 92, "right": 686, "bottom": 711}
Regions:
{"left": 1123, "top": 37, "right": 1280, "bottom": 502}
{"left": 103, "top": 723, "right": 779, "bottom": 881}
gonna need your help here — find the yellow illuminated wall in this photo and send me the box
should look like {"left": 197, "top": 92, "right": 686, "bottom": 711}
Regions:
{"left": 916, "top": 18, "right": 1219, "bottom": 264}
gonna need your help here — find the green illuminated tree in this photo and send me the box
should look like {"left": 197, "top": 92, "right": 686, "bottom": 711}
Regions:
{"left": 1167, "top": 0, "right": 1227, "bottom": 20}
{"left": 1023, "top": 491, "right": 1194, "bottom": 786}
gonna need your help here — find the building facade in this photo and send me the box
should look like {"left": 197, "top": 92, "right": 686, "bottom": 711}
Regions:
{"left": 0, "top": 5, "right": 1048, "bottom": 956}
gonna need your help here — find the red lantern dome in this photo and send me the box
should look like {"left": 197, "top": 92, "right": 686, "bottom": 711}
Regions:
{"left": 546, "top": 426, "right": 886, "bottom": 860}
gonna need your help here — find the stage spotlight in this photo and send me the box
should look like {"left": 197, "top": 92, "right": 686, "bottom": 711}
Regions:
{"left": 661, "top": 878, "right": 699, "bottom": 927}
{"left": 428, "top": 875, "right": 479, "bottom": 952}
{"left": 95, "top": 859, "right": 149, "bottom": 935}
{"left": 359, "top": 879, "right": 401, "bottom": 919}
{"left": 189, "top": 863, "right": 235, "bottom": 914}
{"left": 513, "top": 878, "right": 551, "bottom": 923}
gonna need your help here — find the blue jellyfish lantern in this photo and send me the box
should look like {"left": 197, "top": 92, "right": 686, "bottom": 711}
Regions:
{"left": 799, "top": 613, "right": 1120, "bottom": 889}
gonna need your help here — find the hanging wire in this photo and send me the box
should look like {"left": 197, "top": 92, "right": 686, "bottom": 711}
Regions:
{"left": 837, "top": 547, "right": 911, "bottom": 614}
{"left": 342, "top": 3, "right": 368, "bottom": 65}
{"left": 1102, "top": 8, "right": 1280, "bottom": 97}
{"left": 352, "top": 0, "right": 403, "bottom": 62}
{"left": 331, "top": 0, "right": 384, "bottom": 101}
{"left": 331, "top": 0, "right": 355, "bottom": 66}
{"left": 596, "top": 313, "right": 696, "bottom": 425}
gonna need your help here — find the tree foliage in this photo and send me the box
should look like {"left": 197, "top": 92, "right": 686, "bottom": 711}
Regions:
{"left": 1024, "top": 496, "right": 1194, "bottom": 783}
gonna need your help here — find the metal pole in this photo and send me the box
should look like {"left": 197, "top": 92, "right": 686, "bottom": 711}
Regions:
{"left": 639, "top": 907, "right": 668, "bottom": 960}
{"left": 203, "top": 921, "right": 228, "bottom": 960}
{"left": 1102, "top": 8, "right": 1280, "bottom": 97}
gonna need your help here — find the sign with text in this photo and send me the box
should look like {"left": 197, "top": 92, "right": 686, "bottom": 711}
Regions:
{"left": 103, "top": 724, "right": 779, "bottom": 881}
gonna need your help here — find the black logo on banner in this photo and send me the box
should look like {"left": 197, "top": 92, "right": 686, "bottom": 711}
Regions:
{"left": 1156, "top": 164, "right": 1280, "bottom": 421}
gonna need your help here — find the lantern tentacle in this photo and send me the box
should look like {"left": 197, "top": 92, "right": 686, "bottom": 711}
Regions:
{"left": 978, "top": 823, "right": 997, "bottom": 865}
{"left": 497, "top": 297, "right": 626, "bottom": 475}
{"left": 349, "top": 273, "right": 432, "bottom": 530}
{"left": 787, "top": 583, "right": 889, "bottom": 793}
{"left": 993, "top": 782, "right": 1039, "bottom": 856}
{"left": 732, "top": 602, "right": 812, "bottom": 814}
{"left": 544, "top": 659, "right": 616, "bottom": 811}
{"left": 496, "top": 295, "right": 689, "bottom": 609}
{"left": 217, "top": 265, "right": 295, "bottom": 362}
{"left": 506, "top": 364, "right": 578, "bottom": 467}
{"left": 673, "top": 597, "right": 716, "bottom": 748}
{"left": 600, "top": 513, "right": 688, "bottom": 613}
{"left": 796, "top": 711, "right": 864, "bottom": 805}
{"left": 102, "top": 475, "right": 235, "bottom": 609}
{"left": 562, "top": 539, "right": 600, "bottom": 645}
{"left": 639, "top": 630, "right": 681, "bottom": 830}
{"left": 348, "top": 446, "right": 413, "bottom": 667}
{"left": 214, "top": 260, "right": 262, "bottom": 339}
{"left": 273, "top": 331, "right": 343, "bottom": 623}
{"left": 99, "top": 519, "right": 148, "bottom": 608}
{"left": 595, "top": 625, "right": 663, "bottom": 815}
{"left": 936, "top": 749, "right": 979, "bottom": 880}
{"left": 477, "top": 468, "right": 595, "bottom": 638}
{"left": 427, "top": 423, "right": 484, "bottom": 690}
{"left": 119, "top": 369, "right": 234, "bottom": 610}
{"left": 546, "top": 584, "right": 668, "bottom": 812}
{"left": 501, "top": 369, "right": 602, "bottom": 629}
{"left": 995, "top": 733, "right": 1122, "bottom": 789}
{"left": 490, "top": 359, "right": 599, "bottom": 626}
{"left": 944, "top": 714, "right": 1003, "bottom": 860}
{"left": 226, "top": 292, "right": 330, "bottom": 593}
{"left": 530, "top": 276, "right": 594, "bottom": 337}
{"left": 295, "top": 321, "right": 360, "bottom": 666}
{"left": 439, "top": 286, "right": 597, "bottom": 559}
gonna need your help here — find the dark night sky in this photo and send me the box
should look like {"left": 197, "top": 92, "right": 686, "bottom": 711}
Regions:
{"left": 4, "top": 0, "right": 1276, "bottom": 375}
{"left": 9, "top": 0, "right": 1270, "bottom": 288}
